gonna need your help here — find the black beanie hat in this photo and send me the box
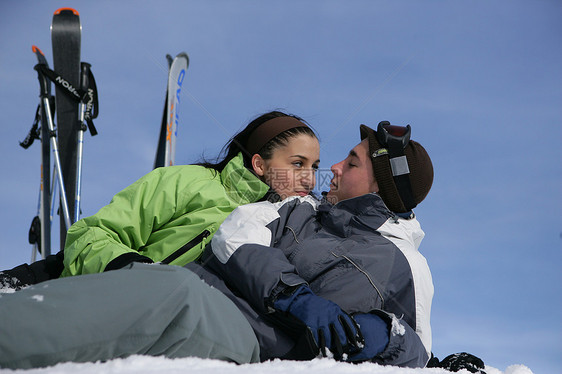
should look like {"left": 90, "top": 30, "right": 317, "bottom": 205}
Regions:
{"left": 360, "top": 122, "right": 434, "bottom": 213}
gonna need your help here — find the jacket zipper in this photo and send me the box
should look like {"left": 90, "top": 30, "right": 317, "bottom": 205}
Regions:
{"left": 161, "top": 230, "right": 211, "bottom": 265}
{"left": 331, "top": 252, "right": 385, "bottom": 308}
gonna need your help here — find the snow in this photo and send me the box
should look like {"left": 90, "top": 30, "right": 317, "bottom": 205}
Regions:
{"left": 30, "top": 295, "right": 44, "bottom": 302}
{"left": 390, "top": 315, "right": 406, "bottom": 336}
{"left": 0, "top": 355, "right": 535, "bottom": 374}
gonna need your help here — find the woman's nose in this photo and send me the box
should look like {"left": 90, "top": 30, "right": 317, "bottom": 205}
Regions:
{"left": 300, "top": 168, "right": 315, "bottom": 190}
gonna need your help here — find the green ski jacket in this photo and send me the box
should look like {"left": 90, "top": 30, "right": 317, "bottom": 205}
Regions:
{"left": 61, "top": 153, "right": 269, "bottom": 276}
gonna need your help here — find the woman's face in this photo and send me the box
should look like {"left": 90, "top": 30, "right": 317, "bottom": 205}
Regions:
{"left": 253, "top": 134, "right": 320, "bottom": 199}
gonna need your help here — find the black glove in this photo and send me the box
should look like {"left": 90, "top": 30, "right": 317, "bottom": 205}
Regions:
{"left": 0, "top": 251, "right": 64, "bottom": 291}
{"left": 274, "top": 285, "right": 363, "bottom": 359}
{"left": 0, "top": 270, "right": 26, "bottom": 291}
{"left": 427, "top": 352, "right": 486, "bottom": 373}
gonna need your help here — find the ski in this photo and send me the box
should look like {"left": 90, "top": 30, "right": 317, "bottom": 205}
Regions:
{"left": 153, "top": 55, "right": 173, "bottom": 169}
{"left": 35, "top": 46, "right": 53, "bottom": 260}
{"left": 154, "top": 52, "right": 189, "bottom": 168}
{"left": 21, "top": 46, "right": 54, "bottom": 260}
{"left": 51, "top": 7, "right": 81, "bottom": 248}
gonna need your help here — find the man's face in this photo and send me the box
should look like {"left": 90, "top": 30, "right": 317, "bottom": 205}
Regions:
{"left": 325, "top": 139, "right": 379, "bottom": 204}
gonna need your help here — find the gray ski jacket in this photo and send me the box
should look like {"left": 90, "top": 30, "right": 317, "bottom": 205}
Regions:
{"left": 186, "top": 193, "right": 433, "bottom": 367}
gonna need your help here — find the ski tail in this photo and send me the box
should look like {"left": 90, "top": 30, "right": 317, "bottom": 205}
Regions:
{"left": 32, "top": 45, "right": 50, "bottom": 66}
{"left": 154, "top": 52, "right": 189, "bottom": 168}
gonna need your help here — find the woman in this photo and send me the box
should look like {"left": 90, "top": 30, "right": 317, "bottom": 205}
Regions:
{"left": 0, "top": 110, "right": 320, "bottom": 287}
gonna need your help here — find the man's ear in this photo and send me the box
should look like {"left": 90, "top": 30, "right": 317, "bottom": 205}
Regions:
{"left": 251, "top": 154, "right": 266, "bottom": 177}
{"left": 366, "top": 155, "right": 379, "bottom": 194}
{"left": 370, "top": 180, "right": 380, "bottom": 194}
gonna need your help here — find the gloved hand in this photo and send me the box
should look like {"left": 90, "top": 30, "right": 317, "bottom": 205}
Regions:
{"left": 273, "top": 285, "right": 363, "bottom": 359}
{"left": 0, "top": 270, "right": 26, "bottom": 291}
{"left": 347, "top": 312, "right": 389, "bottom": 362}
{"left": 427, "top": 352, "right": 486, "bottom": 373}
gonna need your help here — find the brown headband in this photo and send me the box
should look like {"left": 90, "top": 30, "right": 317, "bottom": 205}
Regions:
{"left": 245, "top": 116, "right": 310, "bottom": 155}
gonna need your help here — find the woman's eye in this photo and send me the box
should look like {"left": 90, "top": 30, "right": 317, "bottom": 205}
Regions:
{"left": 293, "top": 161, "right": 303, "bottom": 168}
{"left": 312, "top": 164, "right": 319, "bottom": 170}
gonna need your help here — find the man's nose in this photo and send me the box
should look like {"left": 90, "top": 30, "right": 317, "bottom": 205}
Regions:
{"left": 331, "top": 161, "right": 343, "bottom": 177}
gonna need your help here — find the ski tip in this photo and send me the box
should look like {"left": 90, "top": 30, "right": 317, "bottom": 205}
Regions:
{"left": 31, "top": 45, "right": 45, "bottom": 56}
{"left": 173, "top": 52, "right": 190, "bottom": 68}
{"left": 54, "top": 7, "right": 80, "bottom": 16}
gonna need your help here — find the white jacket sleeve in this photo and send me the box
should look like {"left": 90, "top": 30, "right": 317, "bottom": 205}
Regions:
{"left": 211, "top": 201, "right": 281, "bottom": 264}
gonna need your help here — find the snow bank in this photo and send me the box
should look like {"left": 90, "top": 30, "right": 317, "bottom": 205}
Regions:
{"left": 0, "top": 355, "right": 534, "bottom": 374}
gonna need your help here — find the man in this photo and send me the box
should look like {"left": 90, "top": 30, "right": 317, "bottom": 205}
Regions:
{"left": 186, "top": 121, "right": 435, "bottom": 367}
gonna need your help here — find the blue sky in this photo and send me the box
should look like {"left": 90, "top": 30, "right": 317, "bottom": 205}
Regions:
{"left": 0, "top": 1, "right": 560, "bottom": 373}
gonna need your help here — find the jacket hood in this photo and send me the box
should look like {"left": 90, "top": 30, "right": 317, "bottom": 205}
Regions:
{"left": 220, "top": 153, "right": 269, "bottom": 205}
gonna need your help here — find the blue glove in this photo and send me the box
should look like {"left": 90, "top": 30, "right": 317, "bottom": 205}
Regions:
{"left": 274, "top": 285, "right": 362, "bottom": 358}
{"left": 347, "top": 312, "right": 389, "bottom": 362}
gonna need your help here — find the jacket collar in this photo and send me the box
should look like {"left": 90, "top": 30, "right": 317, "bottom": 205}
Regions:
{"left": 318, "top": 193, "right": 394, "bottom": 237}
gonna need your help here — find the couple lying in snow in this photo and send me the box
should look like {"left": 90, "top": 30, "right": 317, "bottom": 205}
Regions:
{"left": 0, "top": 111, "right": 484, "bottom": 373}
